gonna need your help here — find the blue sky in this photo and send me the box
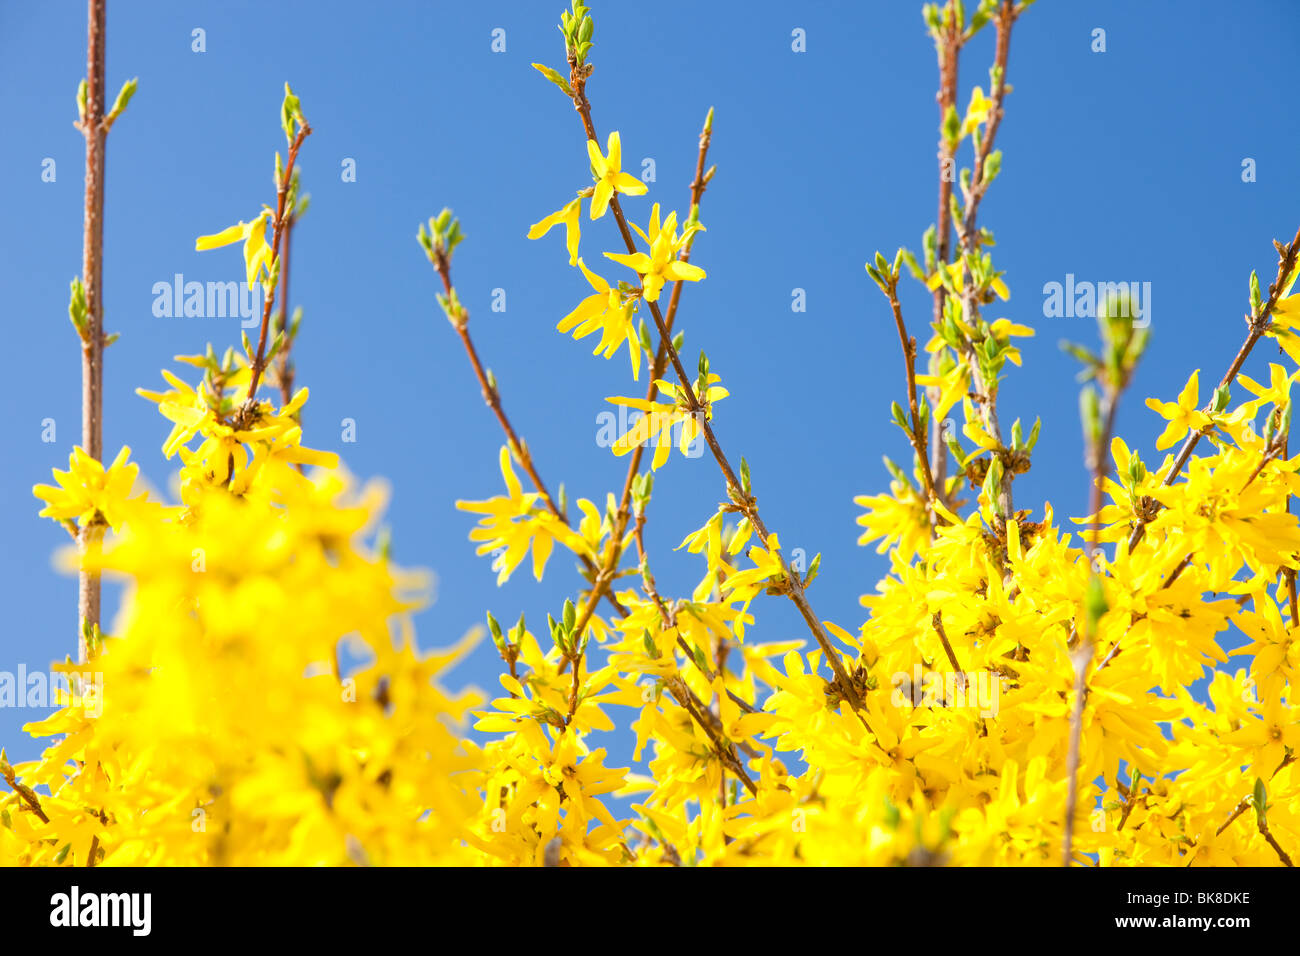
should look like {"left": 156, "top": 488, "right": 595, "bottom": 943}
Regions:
{"left": 1, "top": 0, "right": 1298, "bottom": 771}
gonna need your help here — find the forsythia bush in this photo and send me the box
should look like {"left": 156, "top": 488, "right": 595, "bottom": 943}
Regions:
{"left": 4, "top": 0, "right": 1299, "bottom": 867}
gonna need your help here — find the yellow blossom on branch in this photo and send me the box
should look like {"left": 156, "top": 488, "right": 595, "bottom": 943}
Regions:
{"left": 1146, "top": 369, "right": 1212, "bottom": 450}
{"left": 456, "top": 446, "right": 593, "bottom": 584}
{"left": 604, "top": 204, "right": 705, "bottom": 303}
{"left": 557, "top": 258, "right": 642, "bottom": 379}
{"left": 32, "top": 446, "right": 147, "bottom": 531}
{"left": 605, "top": 374, "right": 728, "bottom": 470}
{"left": 195, "top": 209, "right": 274, "bottom": 289}
{"left": 586, "top": 130, "right": 646, "bottom": 219}
{"left": 528, "top": 195, "right": 583, "bottom": 266}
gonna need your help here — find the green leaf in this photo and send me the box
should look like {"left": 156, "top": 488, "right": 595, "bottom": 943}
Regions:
{"left": 106, "top": 76, "right": 138, "bottom": 125}
{"left": 531, "top": 63, "right": 572, "bottom": 96}
{"left": 943, "top": 104, "right": 961, "bottom": 145}
{"left": 891, "top": 401, "right": 911, "bottom": 435}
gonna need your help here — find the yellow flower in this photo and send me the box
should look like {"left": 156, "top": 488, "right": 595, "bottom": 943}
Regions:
{"left": 33, "top": 446, "right": 145, "bottom": 531}
{"left": 1237, "top": 363, "right": 1296, "bottom": 415}
{"left": 606, "top": 374, "right": 727, "bottom": 470}
{"left": 1145, "top": 369, "right": 1212, "bottom": 450}
{"left": 960, "top": 86, "right": 994, "bottom": 139}
{"left": 719, "top": 534, "right": 786, "bottom": 639}
{"left": 528, "top": 196, "right": 582, "bottom": 265}
{"left": 587, "top": 131, "right": 646, "bottom": 219}
{"left": 557, "top": 258, "right": 641, "bottom": 379}
{"left": 195, "top": 209, "right": 273, "bottom": 288}
{"left": 455, "top": 446, "right": 591, "bottom": 583}
{"left": 604, "top": 204, "right": 705, "bottom": 302}
{"left": 137, "top": 367, "right": 334, "bottom": 490}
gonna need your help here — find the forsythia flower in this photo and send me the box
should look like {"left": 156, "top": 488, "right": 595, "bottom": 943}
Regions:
{"left": 9, "top": 379, "right": 485, "bottom": 865}
{"left": 456, "top": 446, "right": 593, "bottom": 583}
{"left": 960, "top": 85, "right": 993, "bottom": 139}
{"left": 1146, "top": 369, "right": 1212, "bottom": 450}
{"left": 557, "top": 258, "right": 642, "bottom": 380}
{"left": 586, "top": 130, "right": 647, "bottom": 219}
{"left": 195, "top": 209, "right": 273, "bottom": 288}
{"left": 606, "top": 374, "right": 728, "bottom": 471}
{"left": 604, "top": 204, "right": 705, "bottom": 302}
{"left": 136, "top": 366, "right": 335, "bottom": 493}
{"left": 528, "top": 195, "right": 583, "bottom": 266}
{"left": 32, "top": 446, "right": 147, "bottom": 531}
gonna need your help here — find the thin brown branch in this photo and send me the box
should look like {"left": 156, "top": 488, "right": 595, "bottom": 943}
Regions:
{"left": 554, "top": 106, "right": 716, "bottom": 712}
{"left": 243, "top": 122, "right": 311, "bottom": 404}
{"left": 566, "top": 67, "right": 870, "bottom": 724}
{"left": 76, "top": 0, "right": 108, "bottom": 664}
{"left": 884, "top": 278, "right": 941, "bottom": 508}
{"left": 0, "top": 756, "right": 51, "bottom": 824}
{"left": 1063, "top": 360, "right": 1124, "bottom": 865}
{"left": 955, "top": 0, "right": 1019, "bottom": 519}
{"left": 1214, "top": 791, "right": 1294, "bottom": 866}
{"left": 674, "top": 680, "right": 758, "bottom": 797}
{"left": 931, "top": 610, "right": 963, "bottom": 676}
{"left": 928, "top": 3, "right": 964, "bottom": 498}
{"left": 1092, "top": 226, "right": 1300, "bottom": 675}
{"left": 1125, "top": 225, "right": 1300, "bottom": 552}
{"left": 275, "top": 209, "right": 298, "bottom": 411}
{"left": 1216, "top": 796, "right": 1251, "bottom": 837}
{"left": 633, "top": 508, "right": 761, "bottom": 730}
{"left": 428, "top": 250, "right": 628, "bottom": 620}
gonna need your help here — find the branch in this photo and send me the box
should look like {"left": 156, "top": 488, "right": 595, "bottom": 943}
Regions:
{"left": 927, "top": 3, "right": 965, "bottom": 498}
{"left": 427, "top": 248, "right": 628, "bottom": 620}
{"left": 0, "top": 754, "right": 50, "bottom": 824}
{"left": 554, "top": 106, "right": 716, "bottom": 707}
{"left": 75, "top": 0, "right": 108, "bottom": 665}
{"left": 1063, "top": 319, "right": 1133, "bottom": 866}
{"left": 1092, "top": 225, "right": 1300, "bottom": 674}
{"left": 882, "top": 271, "right": 942, "bottom": 508}
{"left": 1124, "top": 224, "right": 1300, "bottom": 552}
{"left": 954, "top": 0, "right": 1019, "bottom": 519}
{"left": 243, "top": 121, "right": 311, "bottom": 404}
{"left": 565, "top": 66, "right": 871, "bottom": 725}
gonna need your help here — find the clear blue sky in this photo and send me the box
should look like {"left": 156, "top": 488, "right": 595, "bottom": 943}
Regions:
{"left": 2, "top": 0, "right": 1298, "bottom": 770}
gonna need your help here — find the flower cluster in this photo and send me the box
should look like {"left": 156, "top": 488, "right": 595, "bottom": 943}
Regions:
{"left": 5, "top": 2, "right": 1297, "bottom": 870}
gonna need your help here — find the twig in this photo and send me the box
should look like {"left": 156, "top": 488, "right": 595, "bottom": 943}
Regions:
{"left": 1092, "top": 225, "right": 1300, "bottom": 674}
{"left": 552, "top": 105, "right": 716, "bottom": 713}
{"left": 1063, "top": 348, "right": 1127, "bottom": 865}
{"left": 566, "top": 65, "right": 870, "bottom": 723}
{"left": 428, "top": 249, "right": 628, "bottom": 619}
{"left": 884, "top": 278, "right": 942, "bottom": 508}
{"left": 955, "top": 0, "right": 1019, "bottom": 519}
{"left": 0, "top": 759, "right": 50, "bottom": 824}
{"left": 928, "top": 3, "right": 964, "bottom": 496}
{"left": 674, "top": 681, "right": 758, "bottom": 797}
{"left": 274, "top": 202, "right": 299, "bottom": 411}
{"left": 243, "top": 122, "right": 311, "bottom": 404}
{"left": 75, "top": 0, "right": 108, "bottom": 665}
{"left": 1215, "top": 791, "right": 1294, "bottom": 866}
{"left": 1124, "top": 225, "right": 1300, "bottom": 552}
